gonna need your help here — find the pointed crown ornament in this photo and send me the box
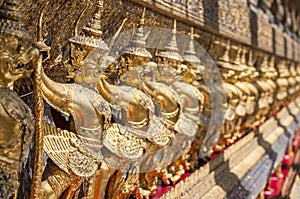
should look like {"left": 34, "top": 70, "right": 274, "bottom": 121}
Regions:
{"left": 156, "top": 19, "right": 183, "bottom": 62}
{"left": 183, "top": 27, "right": 201, "bottom": 65}
{"left": 121, "top": 7, "right": 152, "bottom": 58}
{"left": 69, "top": 0, "right": 109, "bottom": 52}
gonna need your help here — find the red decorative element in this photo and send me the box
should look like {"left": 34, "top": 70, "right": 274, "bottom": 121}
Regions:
{"left": 180, "top": 173, "right": 191, "bottom": 181}
{"left": 283, "top": 154, "right": 294, "bottom": 166}
{"left": 210, "top": 152, "right": 221, "bottom": 160}
{"left": 267, "top": 176, "right": 284, "bottom": 196}
{"left": 264, "top": 190, "right": 277, "bottom": 199}
{"left": 153, "top": 186, "right": 173, "bottom": 199}
{"left": 282, "top": 168, "right": 289, "bottom": 179}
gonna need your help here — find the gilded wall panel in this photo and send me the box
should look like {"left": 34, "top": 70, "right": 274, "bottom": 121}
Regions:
{"left": 0, "top": 0, "right": 299, "bottom": 198}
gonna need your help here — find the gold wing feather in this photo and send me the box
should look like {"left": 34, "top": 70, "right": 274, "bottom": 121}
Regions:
{"left": 43, "top": 122, "right": 100, "bottom": 178}
{"left": 104, "top": 123, "right": 146, "bottom": 159}
{"left": 43, "top": 121, "right": 78, "bottom": 175}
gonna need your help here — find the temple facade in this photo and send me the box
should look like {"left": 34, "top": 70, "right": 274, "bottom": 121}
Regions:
{"left": 0, "top": 0, "right": 299, "bottom": 198}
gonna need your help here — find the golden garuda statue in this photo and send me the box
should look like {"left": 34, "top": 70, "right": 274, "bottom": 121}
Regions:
{"left": 0, "top": 0, "right": 226, "bottom": 198}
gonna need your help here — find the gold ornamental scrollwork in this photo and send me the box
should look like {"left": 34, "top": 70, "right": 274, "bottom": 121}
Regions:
{"left": 0, "top": 1, "right": 226, "bottom": 197}
{"left": 0, "top": 0, "right": 47, "bottom": 198}
{"left": 29, "top": 1, "right": 225, "bottom": 198}
{"left": 1, "top": 0, "right": 300, "bottom": 199}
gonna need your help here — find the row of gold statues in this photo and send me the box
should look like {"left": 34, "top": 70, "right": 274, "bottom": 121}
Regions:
{"left": 0, "top": 0, "right": 300, "bottom": 199}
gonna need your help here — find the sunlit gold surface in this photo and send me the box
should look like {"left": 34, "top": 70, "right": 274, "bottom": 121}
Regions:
{"left": 0, "top": 0, "right": 300, "bottom": 198}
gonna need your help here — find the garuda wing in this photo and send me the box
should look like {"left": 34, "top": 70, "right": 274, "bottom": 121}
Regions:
{"left": 43, "top": 122, "right": 99, "bottom": 178}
